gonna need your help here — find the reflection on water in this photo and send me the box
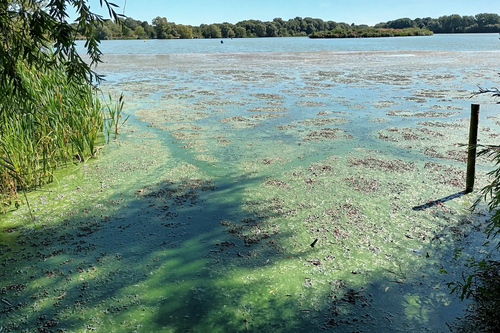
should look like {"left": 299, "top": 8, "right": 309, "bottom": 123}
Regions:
{"left": 2, "top": 42, "right": 500, "bottom": 332}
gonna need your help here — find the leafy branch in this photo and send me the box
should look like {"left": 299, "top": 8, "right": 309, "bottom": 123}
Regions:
{"left": 470, "top": 73, "right": 500, "bottom": 103}
{"left": 0, "top": 0, "right": 123, "bottom": 95}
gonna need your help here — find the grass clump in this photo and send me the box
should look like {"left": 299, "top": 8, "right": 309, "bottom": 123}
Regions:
{"left": 0, "top": 61, "right": 120, "bottom": 212}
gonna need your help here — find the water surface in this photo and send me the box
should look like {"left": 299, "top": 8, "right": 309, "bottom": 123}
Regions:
{"left": 77, "top": 33, "right": 500, "bottom": 54}
{"left": 2, "top": 36, "right": 500, "bottom": 332}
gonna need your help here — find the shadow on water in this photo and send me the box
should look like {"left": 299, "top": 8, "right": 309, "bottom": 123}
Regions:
{"left": 0, "top": 173, "right": 301, "bottom": 331}
{"left": 412, "top": 190, "right": 469, "bottom": 211}
{"left": 0, "top": 165, "right": 491, "bottom": 332}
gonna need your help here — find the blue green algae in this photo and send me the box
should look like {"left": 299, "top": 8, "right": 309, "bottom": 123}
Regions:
{"left": 1, "top": 50, "right": 500, "bottom": 332}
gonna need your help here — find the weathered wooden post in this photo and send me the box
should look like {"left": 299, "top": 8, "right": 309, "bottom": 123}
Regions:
{"left": 465, "top": 104, "right": 480, "bottom": 193}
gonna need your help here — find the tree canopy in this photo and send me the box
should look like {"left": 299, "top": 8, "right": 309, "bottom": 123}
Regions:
{"left": 0, "top": 0, "right": 121, "bottom": 91}
{"left": 87, "top": 12, "right": 500, "bottom": 42}
{"left": 310, "top": 27, "right": 433, "bottom": 38}
{"left": 376, "top": 13, "right": 500, "bottom": 33}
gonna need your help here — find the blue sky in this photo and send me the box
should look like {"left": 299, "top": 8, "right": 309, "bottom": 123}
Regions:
{"left": 80, "top": 0, "right": 497, "bottom": 26}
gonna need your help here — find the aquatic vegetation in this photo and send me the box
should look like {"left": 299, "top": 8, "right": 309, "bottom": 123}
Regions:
{"left": 386, "top": 110, "right": 460, "bottom": 117}
{"left": 298, "top": 117, "right": 348, "bottom": 126}
{"left": 0, "top": 62, "right": 109, "bottom": 211}
{"left": 250, "top": 113, "right": 288, "bottom": 120}
{"left": 348, "top": 156, "right": 417, "bottom": 172}
{"left": 104, "top": 93, "right": 128, "bottom": 142}
{"left": 302, "top": 128, "right": 353, "bottom": 141}
{"left": 416, "top": 121, "right": 465, "bottom": 128}
{"left": 1, "top": 46, "right": 500, "bottom": 332}
{"left": 295, "top": 100, "right": 325, "bottom": 107}
{"left": 249, "top": 93, "right": 284, "bottom": 100}
{"left": 247, "top": 106, "right": 289, "bottom": 112}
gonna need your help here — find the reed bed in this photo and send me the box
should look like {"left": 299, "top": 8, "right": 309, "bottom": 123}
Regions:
{"left": 0, "top": 61, "right": 119, "bottom": 212}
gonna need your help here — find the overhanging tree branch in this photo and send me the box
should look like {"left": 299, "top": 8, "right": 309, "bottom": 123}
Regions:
{"left": 470, "top": 73, "right": 500, "bottom": 103}
{"left": 0, "top": 0, "right": 123, "bottom": 94}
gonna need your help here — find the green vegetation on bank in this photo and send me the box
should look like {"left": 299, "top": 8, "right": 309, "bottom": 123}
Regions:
{"left": 376, "top": 13, "right": 500, "bottom": 33}
{"left": 85, "top": 13, "right": 500, "bottom": 40}
{"left": 0, "top": 1, "right": 122, "bottom": 211}
{"left": 310, "top": 27, "right": 433, "bottom": 38}
{"left": 0, "top": 60, "right": 121, "bottom": 212}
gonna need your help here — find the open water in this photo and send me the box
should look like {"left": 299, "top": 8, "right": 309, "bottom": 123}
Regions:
{"left": 78, "top": 33, "right": 500, "bottom": 54}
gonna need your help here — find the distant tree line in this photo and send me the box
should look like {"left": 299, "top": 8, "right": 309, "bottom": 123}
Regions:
{"left": 375, "top": 13, "right": 500, "bottom": 33}
{"left": 79, "top": 16, "right": 346, "bottom": 40}
{"left": 77, "top": 13, "right": 500, "bottom": 40}
{"left": 310, "top": 27, "right": 433, "bottom": 38}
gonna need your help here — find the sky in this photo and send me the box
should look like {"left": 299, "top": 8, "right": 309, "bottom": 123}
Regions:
{"left": 79, "top": 0, "right": 497, "bottom": 26}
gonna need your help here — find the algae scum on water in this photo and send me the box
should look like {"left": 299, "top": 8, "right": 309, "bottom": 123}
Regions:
{"left": 1, "top": 50, "right": 500, "bottom": 332}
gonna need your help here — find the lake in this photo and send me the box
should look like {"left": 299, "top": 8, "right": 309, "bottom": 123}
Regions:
{"left": 77, "top": 33, "right": 500, "bottom": 54}
{"left": 2, "top": 34, "right": 500, "bottom": 332}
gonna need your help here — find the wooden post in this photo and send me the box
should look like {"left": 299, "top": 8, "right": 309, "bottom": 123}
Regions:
{"left": 466, "top": 104, "right": 480, "bottom": 193}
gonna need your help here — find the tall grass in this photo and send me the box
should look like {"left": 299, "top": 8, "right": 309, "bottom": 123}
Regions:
{"left": 0, "top": 61, "right": 118, "bottom": 212}
{"left": 103, "top": 92, "right": 128, "bottom": 142}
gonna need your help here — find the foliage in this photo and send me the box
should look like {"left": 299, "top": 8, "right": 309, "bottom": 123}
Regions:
{"left": 1, "top": 1, "right": 125, "bottom": 211}
{"left": 376, "top": 13, "right": 500, "bottom": 33}
{"left": 93, "top": 16, "right": 347, "bottom": 40}
{"left": 471, "top": 145, "right": 500, "bottom": 246}
{"left": 152, "top": 16, "right": 173, "bottom": 39}
{"left": 176, "top": 24, "right": 193, "bottom": 39}
{"left": 446, "top": 259, "right": 500, "bottom": 332}
{"left": 201, "top": 24, "right": 222, "bottom": 38}
{"left": 471, "top": 77, "right": 500, "bottom": 104}
{"left": 1, "top": 0, "right": 121, "bottom": 90}
{"left": 91, "top": 12, "right": 499, "bottom": 41}
{"left": 134, "top": 25, "right": 146, "bottom": 38}
{"left": 309, "top": 27, "right": 433, "bottom": 38}
{"left": 0, "top": 61, "right": 109, "bottom": 212}
{"left": 446, "top": 76, "right": 500, "bottom": 330}
{"left": 103, "top": 93, "right": 128, "bottom": 142}
{"left": 470, "top": 75, "right": 500, "bottom": 238}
